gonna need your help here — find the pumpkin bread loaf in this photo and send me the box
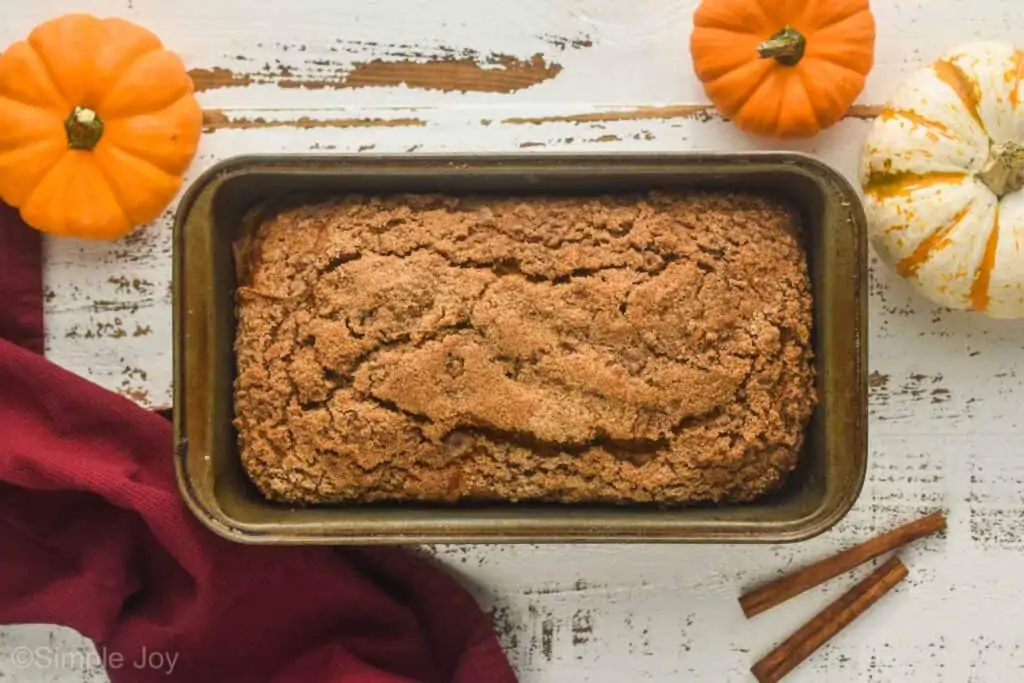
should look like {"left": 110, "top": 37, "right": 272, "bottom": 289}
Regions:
{"left": 233, "top": 192, "right": 816, "bottom": 505}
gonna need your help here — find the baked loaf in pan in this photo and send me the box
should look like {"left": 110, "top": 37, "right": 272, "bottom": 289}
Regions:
{"left": 233, "top": 192, "right": 816, "bottom": 505}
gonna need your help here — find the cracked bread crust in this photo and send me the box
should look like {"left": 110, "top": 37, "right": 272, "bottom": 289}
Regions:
{"left": 233, "top": 192, "right": 816, "bottom": 505}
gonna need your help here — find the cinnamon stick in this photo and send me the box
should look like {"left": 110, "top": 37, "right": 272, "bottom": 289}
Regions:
{"left": 739, "top": 511, "right": 944, "bottom": 618}
{"left": 751, "top": 555, "right": 908, "bottom": 683}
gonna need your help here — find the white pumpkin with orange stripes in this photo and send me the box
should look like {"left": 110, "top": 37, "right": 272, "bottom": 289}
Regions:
{"left": 861, "top": 41, "right": 1024, "bottom": 318}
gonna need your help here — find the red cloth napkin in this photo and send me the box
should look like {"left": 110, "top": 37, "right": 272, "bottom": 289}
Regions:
{"left": 0, "top": 206, "right": 517, "bottom": 683}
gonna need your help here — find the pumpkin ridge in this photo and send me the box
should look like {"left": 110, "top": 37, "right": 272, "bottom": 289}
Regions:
{"left": 745, "top": 0, "right": 776, "bottom": 28}
{"left": 21, "top": 152, "right": 131, "bottom": 238}
{"left": 105, "top": 139, "right": 182, "bottom": 182}
{"left": 102, "top": 94, "right": 202, "bottom": 176}
{"left": 814, "top": 1, "right": 870, "bottom": 31}
{"left": 97, "top": 44, "right": 165, "bottom": 113}
{"left": 709, "top": 61, "right": 777, "bottom": 119}
{"left": 1009, "top": 50, "right": 1024, "bottom": 109}
{"left": 882, "top": 108, "right": 959, "bottom": 141}
{"left": 694, "top": 26, "right": 763, "bottom": 41}
{"left": 795, "top": 59, "right": 867, "bottom": 129}
{"left": 99, "top": 87, "right": 193, "bottom": 125}
{"left": 693, "top": 7, "right": 765, "bottom": 33}
{"left": 0, "top": 96, "right": 63, "bottom": 151}
{"left": 731, "top": 70, "right": 787, "bottom": 135}
{"left": 969, "top": 205, "right": 1001, "bottom": 311}
{"left": 896, "top": 200, "right": 976, "bottom": 277}
{"left": 26, "top": 36, "right": 75, "bottom": 107}
{"left": 11, "top": 145, "right": 77, "bottom": 224}
{"left": 91, "top": 144, "right": 175, "bottom": 230}
{"left": 799, "top": 51, "right": 870, "bottom": 78}
{"left": 794, "top": 67, "right": 825, "bottom": 130}
{"left": 96, "top": 50, "right": 194, "bottom": 120}
{"left": 768, "top": 72, "right": 793, "bottom": 135}
{"left": 88, "top": 147, "right": 132, "bottom": 222}
{"left": 933, "top": 59, "right": 986, "bottom": 134}
{"left": 690, "top": 29, "right": 765, "bottom": 81}
{"left": 864, "top": 171, "right": 968, "bottom": 200}
{"left": 97, "top": 47, "right": 187, "bottom": 119}
{"left": 0, "top": 42, "right": 67, "bottom": 110}
{"left": 0, "top": 139, "right": 65, "bottom": 206}
{"left": 800, "top": 16, "right": 875, "bottom": 68}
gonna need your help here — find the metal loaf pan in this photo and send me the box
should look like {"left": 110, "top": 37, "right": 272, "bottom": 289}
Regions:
{"left": 172, "top": 152, "right": 867, "bottom": 545}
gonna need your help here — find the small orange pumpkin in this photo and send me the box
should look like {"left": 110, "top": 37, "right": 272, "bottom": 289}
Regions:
{"left": 0, "top": 14, "right": 203, "bottom": 240}
{"left": 690, "top": 0, "right": 876, "bottom": 138}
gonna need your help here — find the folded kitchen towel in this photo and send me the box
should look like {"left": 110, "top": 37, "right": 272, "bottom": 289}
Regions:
{"left": 0, "top": 204, "right": 43, "bottom": 354}
{"left": 0, "top": 206, "right": 518, "bottom": 683}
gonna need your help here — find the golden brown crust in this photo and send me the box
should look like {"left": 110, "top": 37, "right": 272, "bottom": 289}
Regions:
{"left": 233, "top": 192, "right": 816, "bottom": 505}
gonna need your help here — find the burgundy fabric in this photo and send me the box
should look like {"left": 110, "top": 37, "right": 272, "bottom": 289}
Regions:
{"left": 0, "top": 208, "right": 517, "bottom": 683}
{"left": 0, "top": 205, "right": 43, "bottom": 354}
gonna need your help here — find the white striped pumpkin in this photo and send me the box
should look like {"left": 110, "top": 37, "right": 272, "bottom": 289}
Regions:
{"left": 860, "top": 42, "right": 1024, "bottom": 318}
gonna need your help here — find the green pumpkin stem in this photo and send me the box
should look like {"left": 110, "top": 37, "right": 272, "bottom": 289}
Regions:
{"left": 757, "top": 26, "right": 807, "bottom": 67}
{"left": 65, "top": 106, "right": 104, "bottom": 150}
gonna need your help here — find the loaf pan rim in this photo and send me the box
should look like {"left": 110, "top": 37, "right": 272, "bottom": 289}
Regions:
{"left": 172, "top": 151, "right": 868, "bottom": 545}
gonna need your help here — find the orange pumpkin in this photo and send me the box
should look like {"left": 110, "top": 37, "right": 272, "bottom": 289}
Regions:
{"left": 0, "top": 14, "right": 203, "bottom": 240}
{"left": 690, "top": 0, "right": 876, "bottom": 138}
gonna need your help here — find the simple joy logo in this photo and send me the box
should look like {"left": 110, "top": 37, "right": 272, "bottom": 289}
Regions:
{"left": 6, "top": 645, "right": 179, "bottom": 676}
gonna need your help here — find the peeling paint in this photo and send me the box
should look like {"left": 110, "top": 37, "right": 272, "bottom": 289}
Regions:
{"left": 869, "top": 371, "right": 954, "bottom": 411}
{"left": 107, "top": 275, "right": 155, "bottom": 295}
{"left": 188, "top": 66, "right": 253, "bottom": 90}
{"left": 503, "top": 105, "right": 715, "bottom": 125}
{"left": 571, "top": 610, "right": 593, "bottom": 646}
{"left": 65, "top": 320, "right": 130, "bottom": 340}
{"left": 504, "top": 103, "right": 885, "bottom": 126}
{"left": 122, "top": 366, "right": 149, "bottom": 382}
{"left": 202, "top": 110, "right": 426, "bottom": 131}
{"left": 117, "top": 387, "right": 151, "bottom": 406}
{"left": 539, "top": 33, "right": 594, "bottom": 50}
{"left": 343, "top": 53, "right": 561, "bottom": 93}
{"left": 540, "top": 616, "right": 556, "bottom": 662}
{"left": 91, "top": 299, "right": 145, "bottom": 315}
{"left": 847, "top": 104, "right": 886, "bottom": 119}
{"left": 522, "top": 579, "right": 591, "bottom": 597}
{"left": 189, "top": 51, "right": 562, "bottom": 94}
{"left": 519, "top": 134, "right": 624, "bottom": 148}
{"left": 488, "top": 603, "right": 520, "bottom": 653}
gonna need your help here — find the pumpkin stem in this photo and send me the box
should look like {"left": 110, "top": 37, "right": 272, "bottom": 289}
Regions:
{"left": 65, "top": 106, "right": 104, "bottom": 150}
{"left": 757, "top": 27, "right": 807, "bottom": 67}
{"left": 979, "top": 141, "right": 1024, "bottom": 197}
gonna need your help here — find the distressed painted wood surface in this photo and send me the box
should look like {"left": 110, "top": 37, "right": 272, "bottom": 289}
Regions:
{"left": 3, "top": 0, "right": 1024, "bottom": 681}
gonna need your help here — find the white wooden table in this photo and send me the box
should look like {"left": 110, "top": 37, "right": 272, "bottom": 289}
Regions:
{"left": 4, "top": 1, "right": 1024, "bottom": 681}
